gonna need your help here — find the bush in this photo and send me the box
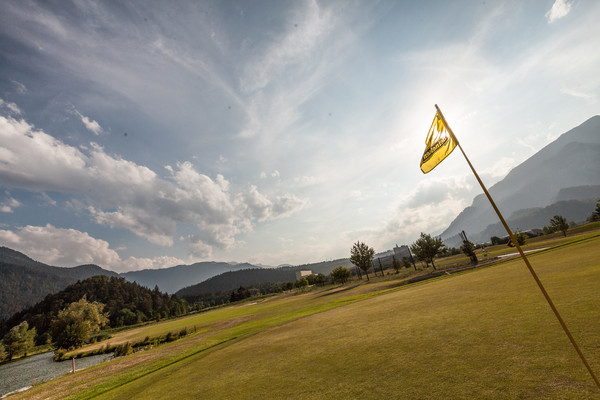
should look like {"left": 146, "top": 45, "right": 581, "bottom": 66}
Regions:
{"left": 54, "top": 348, "right": 67, "bottom": 361}
{"left": 114, "top": 342, "right": 133, "bottom": 357}
{"left": 330, "top": 266, "right": 352, "bottom": 284}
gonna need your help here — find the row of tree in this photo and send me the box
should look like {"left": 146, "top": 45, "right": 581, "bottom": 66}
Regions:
{"left": 347, "top": 213, "right": 586, "bottom": 277}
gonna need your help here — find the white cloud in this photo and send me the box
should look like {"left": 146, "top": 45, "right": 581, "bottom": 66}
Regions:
{"left": 560, "top": 87, "right": 597, "bottom": 104}
{"left": 239, "top": 1, "right": 334, "bottom": 94}
{"left": 0, "top": 224, "right": 121, "bottom": 268}
{"left": 11, "top": 80, "right": 27, "bottom": 94}
{"left": 0, "top": 223, "right": 185, "bottom": 272}
{"left": 39, "top": 192, "right": 57, "bottom": 206}
{"left": 89, "top": 206, "right": 175, "bottom": 247}
{"left": 0, "top": 195, "right": 21, "bottom": 213}
{"left": 181, "top": 235, "right": 213, "bottom": 259}
{"left": 76, "top": 111, "right": 103, "bottom": 135}
{"left": 546, "top": 0, "right": 572, "bottom": 23}
{"left": 0, "top": 99, "right": 21, "bottom": 115}
{"left": 0, "top": 112, "right": 305, "bottom": 257}
{"left": 120, "top": 255, "right": 186, "bottom": 272}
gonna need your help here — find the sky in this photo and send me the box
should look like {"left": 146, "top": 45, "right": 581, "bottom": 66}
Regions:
{"left": 0, "top": 0, "right": 599, "bottom": 272}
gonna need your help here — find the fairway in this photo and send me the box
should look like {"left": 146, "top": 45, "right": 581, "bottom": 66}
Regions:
{"left": 12, "top": 235, "right": 600, "bottom": 399}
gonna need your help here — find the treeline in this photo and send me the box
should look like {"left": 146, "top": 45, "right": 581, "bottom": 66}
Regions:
{"left": 0, "top": 275, "right": 187, "bottom": 345}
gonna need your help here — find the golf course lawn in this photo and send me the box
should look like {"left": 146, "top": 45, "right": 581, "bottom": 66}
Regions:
{"left": 11, "top": 234, "right": 600, "bottom": 399}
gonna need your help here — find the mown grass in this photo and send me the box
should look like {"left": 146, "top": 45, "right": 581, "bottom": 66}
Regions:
{"left": 10, "top": 233, "right": 600, "bottom": 399}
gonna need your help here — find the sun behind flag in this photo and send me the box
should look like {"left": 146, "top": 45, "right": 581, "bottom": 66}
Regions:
{"left": 420, "top": 110, "right": 457, "bottom": 173}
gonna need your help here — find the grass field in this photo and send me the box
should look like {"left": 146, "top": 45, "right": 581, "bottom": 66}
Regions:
{"left": 10, "top": 232, "right": 600, "bottom": 399}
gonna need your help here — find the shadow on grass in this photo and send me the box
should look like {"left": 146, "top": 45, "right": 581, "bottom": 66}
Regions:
{"left": 317, "top": 284, "right": 361, "bottom": 297}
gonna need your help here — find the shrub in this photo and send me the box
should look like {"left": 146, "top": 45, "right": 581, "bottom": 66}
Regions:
{"left": 114, "top": 342, "right": 133, "bottom": 357}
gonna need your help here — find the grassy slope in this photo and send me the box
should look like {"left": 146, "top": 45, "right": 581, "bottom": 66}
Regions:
{"left": 10, "top": 234, "right": 600, "bottom": 399}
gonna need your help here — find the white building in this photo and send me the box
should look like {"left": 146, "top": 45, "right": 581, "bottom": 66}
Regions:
{"left": 295, "top": 270, "right": 312, "bottom": 280}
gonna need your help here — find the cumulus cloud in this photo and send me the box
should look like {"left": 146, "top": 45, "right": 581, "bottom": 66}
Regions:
{"left": 181, "top": 235, "right": 213, "bottom": 259}
{"left": 546, "top": 0, "right": 572, "bottom": 23}
{"left": 0, "top": 224, "right": 121, "bottom": 267}
{"left": 0, "top": 223, "right": 184, "bottom": 272}
{"left": 0, "top": 112, "right": 305, "bottom": 257}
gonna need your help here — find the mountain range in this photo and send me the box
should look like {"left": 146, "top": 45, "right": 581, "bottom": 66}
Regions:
{"left": 2, "top": 115, "right": 598, "bottom": 321}
{"left": 121, "top": 262, "right": 261, "bottom": 294}
{"left": 0, "top": 247, "right": 351, "bottom": 321}
{"left": 0, "top": 247, "right": 263, "bottom": 320}
{"left": 441, "top": 115, "right": 600, "bottom": 246}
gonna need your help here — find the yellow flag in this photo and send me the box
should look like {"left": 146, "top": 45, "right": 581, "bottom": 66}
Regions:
{"left": 420, "top": 110, "right": 457, "bottom": 173}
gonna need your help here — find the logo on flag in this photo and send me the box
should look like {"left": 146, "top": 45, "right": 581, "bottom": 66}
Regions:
{"left": 420, "top": 111, "right": 457, "bottom": 173}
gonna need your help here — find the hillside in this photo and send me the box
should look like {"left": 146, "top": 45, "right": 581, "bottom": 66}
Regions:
{"left": 175, "top": 258, "right": 355, "bottom": 300}
{"left": 0, "top": 263, "right": 73, "bottom": 320}
{"left": 441, "top": 115, "right": 600, "bottom": 242}
{"left": 0, "top": 275, "right": 187, "bottom": 342}
{"left": 176, "top": 267, "right": 298, "bottom": 299}
{"left": 0, "top": 247, "right": 118, "bottom": 320}
{"left": 121, "top": 262, "right": 262, "bottom": 294}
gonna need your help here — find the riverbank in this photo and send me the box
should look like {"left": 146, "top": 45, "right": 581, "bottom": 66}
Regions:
{"left": 0, "top": 351, "right": 111, "bottom": 398}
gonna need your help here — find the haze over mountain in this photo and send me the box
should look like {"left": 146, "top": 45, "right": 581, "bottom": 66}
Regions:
{"left": 441, "top": 115, "right": 600, "bottom": 245}
{"left": 121, "top": 262, "right": 262, "bottom": 294}
{"left": 0, "top": 247, "right": 347, "bottom": 320}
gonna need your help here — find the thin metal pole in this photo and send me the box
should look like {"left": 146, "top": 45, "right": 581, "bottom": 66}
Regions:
{"left": 434, "top": 104, "right": 600, "bottom": 390}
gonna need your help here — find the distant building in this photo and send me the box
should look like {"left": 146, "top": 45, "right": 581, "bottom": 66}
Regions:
{"left": 393, "top": 244, "right": 411, "bottom": 260}
{"left": 374, "top": 249, "right": 394, "bottom": 258}
{"left": 296, "top": 270, "right": 312, "bottom": 280}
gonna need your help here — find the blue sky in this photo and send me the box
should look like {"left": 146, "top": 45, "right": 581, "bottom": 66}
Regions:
{"left": 0, "top": 0, "right": 598, "bottom": 272}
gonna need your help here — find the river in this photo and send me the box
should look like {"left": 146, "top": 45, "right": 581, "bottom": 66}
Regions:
{"left": 0, "top": 352, "right": 112, "bottom": 398}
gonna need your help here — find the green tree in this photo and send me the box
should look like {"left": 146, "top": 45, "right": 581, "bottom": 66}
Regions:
{"left": 511, "top": 230, "right": 527, "bottom": 246}
{"left": 0, "top": 342, "right": 6, "bottom": 362}
{"left": 50, "top": 297, "right": 109, "bottom": 350}
{"left": 306, "top": 273, "right": 327, "bottom": 286}
{"left": 330, "top": 266, "right": 352, "bottom": 284}
{"left": 410, "top": 233, "right": 445, "bottom": 270}
{"left": 550, "top": 215, "right": 569, "bottom": 237}
{"left": 350, "top": 241, "right": 375, "bottom": 281}
{"left": 2, "top": 321, "right": 36, "bottom": 360}
{"left": 295, "top": 278, "right": 309, "bottom": 289}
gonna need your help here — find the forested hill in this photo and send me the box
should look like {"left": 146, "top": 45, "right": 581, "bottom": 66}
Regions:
{"left": 0, "top": 262, "right": 73, "bottom": 321}
{"left": 0, "top": 275, "right": 187, "bottom": 343}
{"left": 121, "top": 261, "right": 261, "bottom": 294}
{"left": 175, "top": 258, "right": 354, "bottom": 300}
{"left": 0, "top": 247, "right": 118, "bottom": 279}
{"left": 176, "top": 267, "right": 298, "bottom": 299}
{"left": 0, "top": 247, "right": 118, "bottom": 320}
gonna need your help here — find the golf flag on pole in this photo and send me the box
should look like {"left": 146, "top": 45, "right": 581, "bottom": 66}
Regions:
{"left": 421, "top": 104, "right": 600, "bottom": 391}
{"left": 420, "top": 110, "right": 457, "bottom": 173}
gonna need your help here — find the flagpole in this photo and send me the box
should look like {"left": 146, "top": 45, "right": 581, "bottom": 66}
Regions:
{"left": 434, "top": 104, "right": 600, "bottom": 390}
